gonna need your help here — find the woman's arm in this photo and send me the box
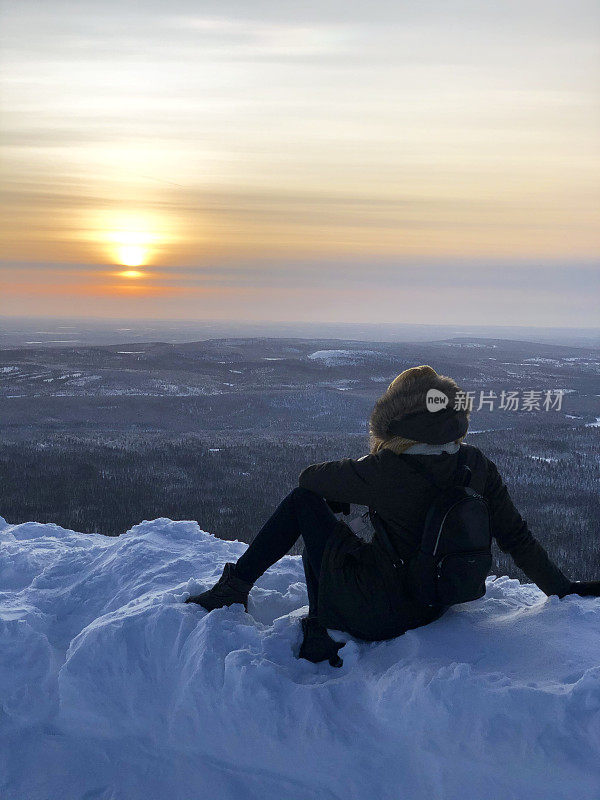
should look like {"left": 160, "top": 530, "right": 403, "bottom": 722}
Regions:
{"left": 298, "top": 455, "right": 377, "bottom": 506}
{"left": 484, "top": 457, "right": 572, "bottom": 598}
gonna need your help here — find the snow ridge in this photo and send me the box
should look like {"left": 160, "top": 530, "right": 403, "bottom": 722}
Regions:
{"left": 0, "top": 516, "right": 599, "bottom": 800}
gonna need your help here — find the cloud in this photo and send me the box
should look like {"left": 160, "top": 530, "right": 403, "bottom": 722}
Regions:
{"left": 2, "top": 258, "right": 597, "bottom": 294}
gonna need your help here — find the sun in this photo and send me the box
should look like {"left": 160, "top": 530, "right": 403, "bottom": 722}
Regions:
{"left": 91, "top": 210, "right": 175, "bottom": 270}
{"left": 118, "top": 244, "right": 146, "bottom": 268}
{"left": 101, "top": 217, "right": 157, "bottom": 267}
{"left": 92, "top": 211, "right": 174, "bottom": 273}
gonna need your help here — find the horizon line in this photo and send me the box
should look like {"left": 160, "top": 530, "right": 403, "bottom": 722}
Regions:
{"left": 1, "top": 314, "right": 598, "bottom": 333}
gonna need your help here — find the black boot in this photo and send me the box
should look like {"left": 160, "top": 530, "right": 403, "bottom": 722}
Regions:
{"left": 298, "top": 616, "right": 344, "bottom": 667}
{"left": 185, "top": 563, "right": 252, "bottom": 611}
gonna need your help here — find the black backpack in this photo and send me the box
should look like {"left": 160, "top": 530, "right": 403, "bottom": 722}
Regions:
{"left": 376, "top": 447, "right": 492, "bottom": 607}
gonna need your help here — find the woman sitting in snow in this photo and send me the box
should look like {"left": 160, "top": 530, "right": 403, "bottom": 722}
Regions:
{"left": 186, "top": 365, "right": 599, "bottom": 665}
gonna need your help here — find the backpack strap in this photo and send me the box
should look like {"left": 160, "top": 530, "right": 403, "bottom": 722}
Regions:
{"left": 371, "top": 512, "right": 405, "bottom": 569}
{"left": 456, "top": 447, "right": 472, "bottom": 488}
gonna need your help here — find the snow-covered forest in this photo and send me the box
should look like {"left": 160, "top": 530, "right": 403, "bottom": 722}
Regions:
{"left": 1, "top": 335, "right": 599, "bottom": 580}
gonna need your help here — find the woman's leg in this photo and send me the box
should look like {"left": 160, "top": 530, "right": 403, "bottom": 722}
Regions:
{"left": 302, "top": 547, "right": 320, "bottom": 617}
{"left": 193, "top": 486, "right": 344, "bottom": 662}
{"left": 234, "top": 487, "right": 338, "bottom": 586}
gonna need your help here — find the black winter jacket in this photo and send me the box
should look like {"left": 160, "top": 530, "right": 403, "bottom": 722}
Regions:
{"left": 298, "top": 443, "right": 571, "bottom": 641}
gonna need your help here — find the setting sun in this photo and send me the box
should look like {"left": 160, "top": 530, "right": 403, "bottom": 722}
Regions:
{"left": 93, "top": 213, "right": 168, "bottom": 269}
{"left": 118, "top": 245, "right": 146, "bottom": 268}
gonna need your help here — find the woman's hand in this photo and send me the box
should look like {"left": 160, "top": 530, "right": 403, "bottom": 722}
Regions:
{"left": 565, "top": 581, "right": 600, "bottom": 597}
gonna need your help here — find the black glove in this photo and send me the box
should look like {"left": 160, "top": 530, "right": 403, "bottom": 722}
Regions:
{"left": 298, "top": 616, "right": 344, "bottom": 667}
{"left": 568, "top": 581, "right": 600, "bottom": 597}
{"left": 325, "top": 499, "right": 351, "bottom": 515}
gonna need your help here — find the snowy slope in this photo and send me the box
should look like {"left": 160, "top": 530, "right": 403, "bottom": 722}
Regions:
{"left": 307, "top": 349, "right": 379, "bottom": 365}
{"left": 1, "top": 517, "right": 599, "bottom": 800}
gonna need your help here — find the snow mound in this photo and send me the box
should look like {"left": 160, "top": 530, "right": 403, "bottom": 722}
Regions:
{"left": 1, "top": 516, "right": 599, "bottom": 800}
{"left": 308, "top": 349, "right": 379, "bottom": 366}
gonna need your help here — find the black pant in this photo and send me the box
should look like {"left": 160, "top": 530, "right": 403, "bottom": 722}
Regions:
{"left": 234, "top": 487, "right": 338, "bottom": 616}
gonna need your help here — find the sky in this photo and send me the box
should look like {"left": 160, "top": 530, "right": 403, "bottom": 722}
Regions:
{"left": 0, "top": 0, "right": 599, "bottom": 326}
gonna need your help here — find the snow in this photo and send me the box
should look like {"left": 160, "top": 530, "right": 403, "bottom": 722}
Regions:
{"left": 444, "top": 342, "right": 496, "bottom": 349}
{"left": 1, "top": 516, "right": 599, "bottom": 800}
{"left": 321, "top": 379, "right": 359, "bottom": 391}
{"left": 308, "top": 349, "right": 378, "bottom": 366}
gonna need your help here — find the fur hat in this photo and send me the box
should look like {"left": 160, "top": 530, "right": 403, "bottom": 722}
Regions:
{"left": 369, "top": 365, "right": 469, "bottom": 454}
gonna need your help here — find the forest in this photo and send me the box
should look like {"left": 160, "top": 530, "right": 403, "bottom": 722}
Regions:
{"left": 1, "top": 424, "right": 597, "bottom": 582}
